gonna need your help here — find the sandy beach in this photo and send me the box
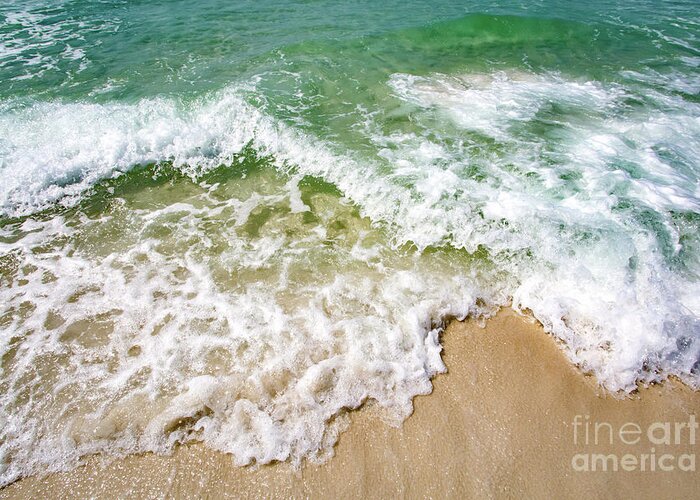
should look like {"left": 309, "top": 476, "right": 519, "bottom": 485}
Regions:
{"left": 2, "top": 309, "right": 697, "bottom": 499}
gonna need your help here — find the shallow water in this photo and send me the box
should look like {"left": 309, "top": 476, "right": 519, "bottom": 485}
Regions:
{"left": 1, "top": 0, "right": 699, "bottom": 485}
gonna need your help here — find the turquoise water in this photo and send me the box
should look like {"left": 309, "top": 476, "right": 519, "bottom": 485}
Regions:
{"left": 1, "top": 0, "right": 699, "bottom": 484}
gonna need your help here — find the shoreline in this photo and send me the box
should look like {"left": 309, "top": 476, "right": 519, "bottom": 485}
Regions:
{"left": 2, "top": 308, "right": 698, "bottom": 498}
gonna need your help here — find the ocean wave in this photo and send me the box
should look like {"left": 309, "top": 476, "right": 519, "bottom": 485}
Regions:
{"left": 0, "top": 159, "right": 505, "bottom": 484}
{"left": 1, "top": 69, "right": 700, "bottom": 484}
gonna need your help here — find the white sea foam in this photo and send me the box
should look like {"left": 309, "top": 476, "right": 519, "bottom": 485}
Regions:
{"left": 0, "top": 169, "right": 501, "bottom": 484}
{"left": 0, "top": 69, "right": 699, "bottom": 485}
{"left": 382, "top": 71, "right": 700, "bottom": 390}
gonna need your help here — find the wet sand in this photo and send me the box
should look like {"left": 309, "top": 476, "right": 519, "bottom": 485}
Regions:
{"left": 2, "top": 309, "right": 698, "bottom": 499}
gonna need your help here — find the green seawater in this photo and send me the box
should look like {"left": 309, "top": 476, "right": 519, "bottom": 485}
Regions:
{"left": 0, "top": 0, "right": 699, "bottom": 484}
{"left": 1, "top": 1, "right": 697, "bottom": 101}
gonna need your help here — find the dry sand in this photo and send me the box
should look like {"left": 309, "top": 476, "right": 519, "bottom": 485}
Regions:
{"left": 2, "top": 309, "right": 698, "bottom": 499}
